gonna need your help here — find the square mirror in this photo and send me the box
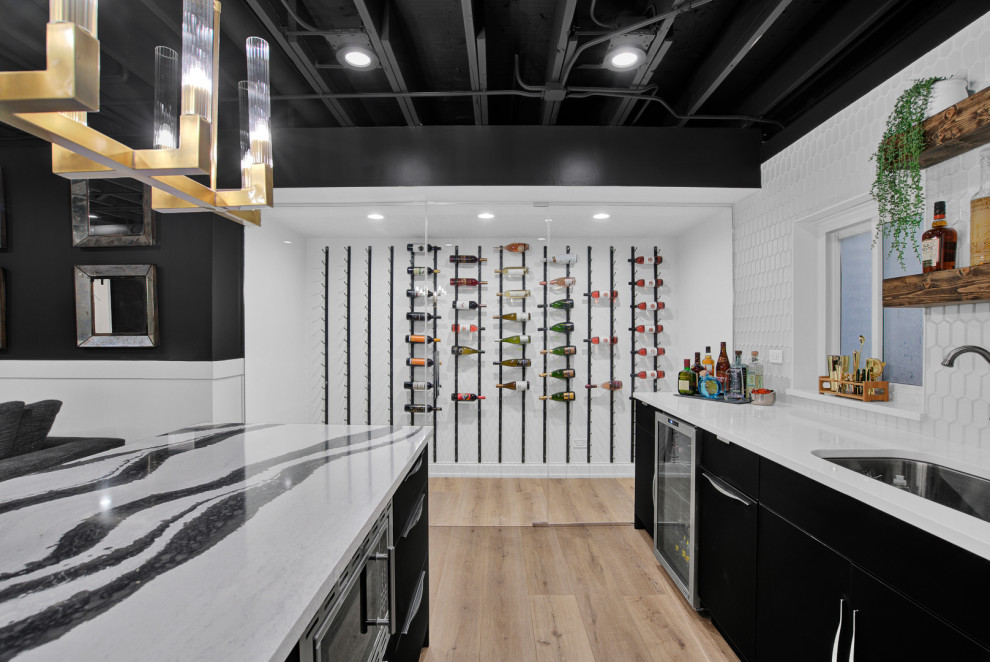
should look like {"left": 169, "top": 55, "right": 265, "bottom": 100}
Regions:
{"left": 71, "top": 179, "right": 155, "bottom": 247}
{"left": 74, "top": 265, "right": 158, "bottom": 348}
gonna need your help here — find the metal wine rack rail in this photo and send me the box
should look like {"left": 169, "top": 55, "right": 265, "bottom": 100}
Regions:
{"left": 387, "top": 246, "right": 394, "bottom": 426}
{"left": 609, "top": 246, "right": 617, "bottom": 462}
{"left": 365, "top": 246, "right": 373, "bottom": 425}
{"left": 586, "top": 246, "right": 592, "bottom": 464}
{"left": 321, "top": 247, "right": 330, "bottom": 425}
{"left": 451, "top": 246, "right": 484, "bottom": 463}
{"left": 564, "top": 245, "right": 573, "bottom": 463}
{"left": 540, "top": 247, "right": 548, "bottom": 464}
{"left": 628, "top": 245, "right": 664, "bottom": 462}
{"left": 344, "top": 246, "right": 352, "bottom": 425}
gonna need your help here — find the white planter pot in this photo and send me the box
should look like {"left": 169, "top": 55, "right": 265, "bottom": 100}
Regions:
{"left": 926, "top": 79, "right": 970, "bottom": 118}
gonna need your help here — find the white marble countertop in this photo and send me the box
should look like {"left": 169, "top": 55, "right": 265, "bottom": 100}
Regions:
{"left": 633, "top": 393, "right": 990, "bottom": 561}
{"left": 0, "top": 423, "right": 432, "bottom": 662}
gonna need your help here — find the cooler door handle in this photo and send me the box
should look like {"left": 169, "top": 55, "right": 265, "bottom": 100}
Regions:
{"left": 847, "top": 609, "right": 857, "bottom": 662}
{"left": 831, "top": 598, "right": 845, "bottom": 662}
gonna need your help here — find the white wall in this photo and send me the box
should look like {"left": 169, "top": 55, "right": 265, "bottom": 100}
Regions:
{"left": 733, "top": 11, "right": 990, "bottom": 444}
{"left": 677, "top": 210, "right": 734, "bottom": 366}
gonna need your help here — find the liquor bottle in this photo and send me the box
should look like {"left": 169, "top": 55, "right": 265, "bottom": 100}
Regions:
{"left": 586, "top": 336, "right": 618, "bottom": 345}
{"left": 678, "top": 359, "right": 697, "bottom": 396}
{"left": 403, "top": 381, "right": 435, "bottom": 391}
{"left": 451, "top": 393, "right": 485, "bottom": 402}
{"left": 972, "top": 147, "right": 990, "bottom": 266}
{"left": 702, "top": 346, "right": 714, "bottom": 377}
{"left": 746, "top": 351, "right": 764, "bottom": 399}
{"left": 633, "top": 347, "right": 664, "bottom": 356}
{"left": 408, "top": 243, "right": 440, "bottom": 253}
{"left": 539, "top": 322, "right": 575, "bottom": 333}
{"left": 584, "top": 290, "right": 619, "bottom": 300}
{"left": 632, "top": 255, "right": 662, "bottom": 264}
{"left": 691, "top": 352, "right": 703, "bottom": 377}
{"left": 497, "top": 290, "right": 531, "bottom": 299}
{"left": 921, "top": 200, "right": 957, "bottom": 273}
{"left": 496, "top": 381, "right": 530, "bottom": 391}
{"left": 406, "top": 334, "right": 440, "bottom": 344}
{"left": 539, "top": 391, "right": 576, "bottom": 401}
{"left": 406, "top": 311, "right": 441, "bottom": 322}
{"left": 494, "top": 243, "right": 530, "bottom": 253}
{"left": 406, "top": 288, "right": 435, "bottom": 298}
{"left": 631, "top": 324, "right": 662, "bottom": 334}
{"left": 450, "top": 278, "right": 487, "bottom": 287}
{"left": 632, "top": 301, "right": 664, "bottom": 310}
{"left": 630, "top": 279, "right": 663, "bottom": 287}
{"left": 540, "top": 254, "right": 578, "bottom": 264}
{"left": 715, "top": 342, "right": 731, "bottom": 389}
{"left": 634, "top": 370, "right": 664, "bottom": 379}
{"left": 406, "top": 357, "right": 439, "bottom": 367}
{"left": 449, "top": 255, "right": 487, "bottom": 264}
{"left": 540, "top": 345, "right": 577, "bottom": 355}
{"left": 537, "top": 298, "right": 574, "bottom": 310}
{"left": 493, "top": 311, "right": 532, "bottom": 322}
{"left": 452, "top": 300, "right": 486, "bottom": 310}
{"left": 451, "top": 324, "right": 481, "bottom": 333}
{"left": 540, "top": 277, "right": 576, "bottom": 287}
{"left": 407, "top": 266, "right": 439, "bottom": 275}
{"left": 539, "top": 368, "right": 576, "bottom": 379}
{"left": 494, "top": 266, "right": 530, "bottom": 275}
{"left": 726, "top": 350, "right": 748, "bottom": 401}
{"left": 493, "top": 358, "right": 532, "bottom": 367}
{"left": 404, "top": 403, "right": 442, "bottom": 413}
{"left": 451, "top": 345, "right": 485, "bottom": 355}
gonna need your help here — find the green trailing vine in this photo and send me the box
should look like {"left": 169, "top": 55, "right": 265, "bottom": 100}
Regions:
{"left": 870, "top": 76, "right": 942, "bottom": 268}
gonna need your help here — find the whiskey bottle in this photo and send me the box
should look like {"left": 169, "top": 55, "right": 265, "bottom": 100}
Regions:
{"left": 450, "top": 278, "right": 487, "bottom": 287}
{"left": 715, "top": 342, "right": 731, "bottom": 389}
{"left": 449, "top": 255, "right": 487, "bottom": 264}
{"left": 496, "top": 381, "right": 530, "bottom": 391}
{"left": 540, "top": 346, "right": 577, "bottom": 356}
{"left": 539, "top": 322, "right": 575, "bottom": 333}
{"left": 493, "top": 358, "right": 532, "bottom": 367}
{"left": 540, "top": 277, "right": 576, "bottom": 287}
{"left": 539, "top": 368, "right": 575, "bottom": 379}
{"left": 493, "top": 311, "right": 532, "bottom": 322}
{"left": 407, "top": 311, "right": 441, "bottom": 322}
{"left": 537, "top": 298, "right": 574, "bottom": 310}
{"left": 494, "top": 243, "right": 529, "bottom": 253}
{"left": 746, "top": 351, "right": 763, "bottom": 399}
{"left": 691, "top": 352, "right": 703, "bottom": 377}
{"left": 452, "top": 300, "right": 486, "bottom": 310}
{"left": 539, "top": 391, "right": 576, "bottom": 401}
{"left": 921, "top": 200, "right": 957, "bottom": 273}
{"left": 678, "top": 359, "right": 697, "bottom": 396}
{"left": 702, "top": 346, "right": 714, "bottom": 377}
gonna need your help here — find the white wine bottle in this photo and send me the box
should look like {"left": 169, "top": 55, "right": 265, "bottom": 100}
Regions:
{"left": 493, "top": 358, "right": 532, "bottom": 367}
{"left": 496, "top": 381, "right": 530, "bottom": 391}
{"left": 494, "top": 266, "right": 530, "bottom": 275}
{"left": 492, "top": 312, "right": 532, "bottom": 322}
{"left": 451, "top": 345, "right": 485, "bottom": 355}
{"left": 540, "top": 346, "right": 576, "bottom": 356}
{"left": 403, "top": 381, "right": 435, "bottom": 391}
{"left": 540, "top": 254, "right": 578, "bottom": 264}
{"left": 500, "top": 335, "right": 532, "bottom": 345}
{"left": 497, "top": 290, "right": 531, "bottom": 298}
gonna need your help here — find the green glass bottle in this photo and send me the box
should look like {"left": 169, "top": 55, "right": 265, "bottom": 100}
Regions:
{"left": 451, "top": 345, "right": 484, "bottom": 355}
{"left": 493, "top": 358, "right": 532, "bottom": 367}
{"left": 499, "top": 335, "right": 532, "bottom": 345}
{"left": 537, "top": 298, "right": 574, "bottom": 310}
{"left": 678, "top": 359, "right": 697, "bottom": 396}
{"left": 539, "top": 391, "right": 576, "bottom": 401}
{"left": 539, "top": 346, "right": 576, "bottom": 356}
{"left": 538, "top": 322, "right": 574, "bottom": 333}
{"left": 539, "top": 369, "right": 575, "bottom": 379}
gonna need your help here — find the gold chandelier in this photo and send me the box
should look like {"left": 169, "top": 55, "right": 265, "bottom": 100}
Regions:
{"left": 0, "top": 0, "right": 273, "bottom": 225}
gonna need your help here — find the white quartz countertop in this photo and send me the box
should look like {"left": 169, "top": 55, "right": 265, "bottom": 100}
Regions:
{"left": 633, "top": 393, "right": 990, "bottom": 562}
{"left": 0, "top": 423, "right": 432, "bottom": 662}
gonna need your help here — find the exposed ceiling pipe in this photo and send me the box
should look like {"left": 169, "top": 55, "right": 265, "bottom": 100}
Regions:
{"left": 567, "top": 91, "right": 785, "bottom": 127}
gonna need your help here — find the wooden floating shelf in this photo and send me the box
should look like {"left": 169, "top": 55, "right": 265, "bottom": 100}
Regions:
{"left": 883, "top": 263, "right": 990, "bottom": 308}
{"left": 919, "top": 85, "right": 990, "bottom": 169}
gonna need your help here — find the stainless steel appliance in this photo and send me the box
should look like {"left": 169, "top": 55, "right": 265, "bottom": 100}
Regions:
{"left": 301, "top": 508, "right": 395, "bottom": 662}
{"left": 654, "top": 412, "right": 700, "bottom": 609}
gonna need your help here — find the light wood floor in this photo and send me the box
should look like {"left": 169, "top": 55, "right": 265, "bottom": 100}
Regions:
{"left": 429, "top": 477, "right": 636, "bottom": 526}
{"left": 420, "top": 524, "right": 738, "bottom": 662}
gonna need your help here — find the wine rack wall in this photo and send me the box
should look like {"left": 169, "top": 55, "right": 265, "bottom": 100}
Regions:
{"left": 320, "top": 237, "right": 691, "bottom": 471}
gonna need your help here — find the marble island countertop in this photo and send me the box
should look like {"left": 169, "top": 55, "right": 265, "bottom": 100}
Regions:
{"left": 634, "top": 393, "right": 990, "bottom": 562}
{"left": 0, "top": 423, "right": 432, "bottom": 662}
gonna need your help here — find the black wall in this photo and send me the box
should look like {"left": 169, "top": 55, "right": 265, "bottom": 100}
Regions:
{"left": 0, "top": 139, "right": 244, "bottom": 361}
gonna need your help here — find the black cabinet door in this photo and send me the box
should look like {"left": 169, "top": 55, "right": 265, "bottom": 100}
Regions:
{"left": 698, "top": 471, "right": 757, "bottom": 662}
{"left": 633, "top": 400, "right": 656, "bottom": 533}
{"left": 756, "top": 506, "right": 850, "bottom": 662}
{"left": 849, "top": 566, "right": 990, "bottom": 661}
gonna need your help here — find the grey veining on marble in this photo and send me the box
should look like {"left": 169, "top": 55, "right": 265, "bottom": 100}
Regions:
{"left": 0, "top": 422, "right": 431, "bottom": 662}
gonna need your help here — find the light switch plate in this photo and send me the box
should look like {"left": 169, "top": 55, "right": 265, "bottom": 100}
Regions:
{"left": 769, "top": 349, "right": 783, "bottom": 364}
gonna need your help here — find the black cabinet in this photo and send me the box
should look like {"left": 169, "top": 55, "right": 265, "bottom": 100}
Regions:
{"left": 633, "top": 399, "right": 656, "bottom": 534}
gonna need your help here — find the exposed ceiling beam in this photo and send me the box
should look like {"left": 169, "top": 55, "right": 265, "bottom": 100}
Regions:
{"left": 477, "top": 28, "right": 489, "bottom": 125}
{"left": 541, "top": 0, "right": 580, "bottom": 125}
{"left": 460, "top": 0, "right": 485, "bottom": 125}
{"left": 351, "top": 0, "right": 421, "bottom": 126}
{"left": 674, "top": 0, "right": 793, "bottom": 126}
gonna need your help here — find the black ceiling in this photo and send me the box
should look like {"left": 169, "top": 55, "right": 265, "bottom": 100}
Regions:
{"left": 0, "top": 0, "right": 987, "bottom": 162}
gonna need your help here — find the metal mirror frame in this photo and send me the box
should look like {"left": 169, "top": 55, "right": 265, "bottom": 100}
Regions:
{"left": 71, "top": 179, "right": 156, "bottom": 247}
{"left": 74, "top": 264, "right": 159, "bottom": 348}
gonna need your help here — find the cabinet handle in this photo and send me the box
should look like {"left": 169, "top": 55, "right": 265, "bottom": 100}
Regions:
{"left": 364, "top": 546, "right": 397, "bottom": 634}
{"left": 653, "top": 473, "right": 658, "bottom": 510}
{"left": 402, "top": 493, "right": 426, "bottom": 538}
{"left": 388, "top": 545, "right": 397, "bottom": 635}
{"left": 830, "top": 598, "right": 845, "bottom": 662}
{"left": 847, "top": 609, "right": 857, "bottom": 662}
{"left": 701, "top": 472, "right": 753, "bottom": 507}
{"left": 404, "top": 456, "right": 423, "bottom": 482}
{"left": 402, "top": 570, "right": 426, "bottom": 635}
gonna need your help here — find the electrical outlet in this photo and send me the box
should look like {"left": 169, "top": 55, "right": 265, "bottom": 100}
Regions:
{"left": 769, "top": 349, "right": 783, "bottom": 364}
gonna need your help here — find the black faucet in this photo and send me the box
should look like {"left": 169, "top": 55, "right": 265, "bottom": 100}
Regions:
{"left": 941, "top": 345, "right": 990, "bottom": 367}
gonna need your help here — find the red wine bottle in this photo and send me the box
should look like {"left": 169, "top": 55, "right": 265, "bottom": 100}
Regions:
{"left": 451, "top": 324, "right": 482, "bottom": 333}
{"left": 452, "top": 300, "right": 486, "bottom": 310}
{"left": 634, "top": 370, "right": 664, "bottom": 379}
{"left": 631, "top": 255, "right": 661, "bottom": 264}
{"left": 632, "top": 301, "right": 664, "bottom": 310}
{"left": 585, "top": 336, "right": 618, "bottom": 345}
{"left": 450, "top": 278, "right": 487, "bottom": 287}
{"left": 407, "top": 311, "right": 441, "bottom": 322}
{"left": 404, "top": 403, "right": 441, "bottom": 413}
{"left": 633, "top": 347, "right": 664, "bottom": 356}
{"left": 630, "top": 279, "right": 663, "bottom": 287}
{"left": 451, "top": 393, "right": 485, "bottom": 402}
{"left": 584, "top": 290, "right": 618, "bottom": 300}
{"left": 631, "top": 324, "right": 662, "bottom": 333}
{"left": 407, "top": 266, "right": 439, "bottom": 275}
{"left": 449, "top": 255, "right": 487, "bottom": 264}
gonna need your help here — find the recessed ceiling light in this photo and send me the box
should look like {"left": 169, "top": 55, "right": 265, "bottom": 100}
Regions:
{"left": 367, "top": 213, "right": 384, "bottom": 220}
{"left": 337, "top": 45, "right": 379, "bottom": 70}
{"left": 283, "top": 240, "right": 293, "bottom": 244}
{"left": 593, "top": 213, "right": 610, "bottom": 220}
{"left": 603, "top": 46, "right": 646, "bottom": 71}
{"left": 545, "top": 218, "right": 553, "bottom": 223}
{"left": 478, "top": 212, "right": 495, "bottom": 219}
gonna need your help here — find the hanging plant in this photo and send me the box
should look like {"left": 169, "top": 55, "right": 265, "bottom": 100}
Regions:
{"left": 870, "top": 76, "right": 942, "bottom": 268}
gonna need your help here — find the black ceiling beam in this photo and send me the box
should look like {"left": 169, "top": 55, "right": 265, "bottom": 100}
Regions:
{"left": 674, "top": 0, "right": 794, "bottom": 126}
{"left": 460, "top": 0, "right": 486, "bottom": 124}
{"left": 540, "top": 0, "right": 579, "bottom": 125}
{"left": 477, "top": 29, "right": 489, "bottom": 125}
{"left": 351, "top": 0, "right": 421, "bottom": 126}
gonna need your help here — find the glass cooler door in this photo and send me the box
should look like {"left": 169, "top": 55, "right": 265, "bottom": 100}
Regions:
{"left": 654, "top": 412, "right": 699, "bottom": 608}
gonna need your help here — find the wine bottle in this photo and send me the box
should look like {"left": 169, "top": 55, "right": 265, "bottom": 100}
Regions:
{"left": 403, "top": 381, "right": 435, "bottom": 391}
{"left": 702, "top": 346, "right": 714, "bottom": 378}
{"left": 539, "top": 391, "right": 575, "bottom": 401}
{"left": 632, "top": 255, "right": 662, "bottom": 264}
{"left": 496, "top": 290, "right": 531, "bottom": 298}
{"left": 630, "top": 279, "right": 663, "bottom": 287}
{"left": 407, "top": 311, "right": 441, "bottom": 322}
{"left": 540, "top": 277, "right": 576, "bottom": 287}
{"left": 632, "top": 301, "right": 664, "bottom": 310}
{"left": 451, "top": 324, "right": 482, "bottom": 333}
{"left": 450, "top": 278, "right": 487, "bottom": 287}
{"left": 494, "top": 266, "right": 529, "bottom": 275}
{"left": 692, "top": 352, "right": 703, "bottom": 377}
{"left": 492, "top": 311, "right": 532, "bottom": 322}
{"left": 406, "top": 334, "right": 440, "bottom": 344}
{"left": 452, "top": 300, "right": 486, "bottom": 310}
{"left": 451, "top": 392, "right": 485, "bottom": 402}
{"left": 540, "top": 254, "right": 578, "bottom": 264}
{"left": 634, "top": 370, "right": 664, "bottom": 379}
{"left": 631, "top": 324, "right": 661, "bottom": 334}
{"left": 537, "top": 298, "right": 574, "bottom": 310}
{"left": 496, "top": 381, "right": 530, "bottom": 391}
{"left": 407, "top": 288, "right": 435, "bottom": 298}
{"left": 408, "top": 243, "right": 440, "bottom": 253}
{"left": 407, "top": 266, "right": 439, "bottom": 275}
{"left": 584, "top": 290, "right": 618, "bottom": 300}
{"left": 451, "top": 345, "right": 484, "bottom": 355}
{"left": 586, "top": 336, "right": 618, "bottom": 345}
{"left": 406, "top": 357, "right": 439, "bottom": 367}
{"left": 540, "top": 346, "right": 576, "bottom": 356}
{"left": 500, "top": 335, "right": 532, "bottom": 345}
{"left": 715, "top": 341, "right": 731, "bottom": 389}
{"left": 586, "top": 380, "right": 622, "bottom": 390}
{"left": 539, "top": 322, "right": 575, "bottom": 333}
{"left": 539, "top": 368, "right": 575, "bottom": 379}
{"left": 449, "top": 255, "right": 487, "bottom": 264}
{"left": 494, "top": 243, "right": 529, "bottom": 253}
{"left": 494, "top": 359, "right": 531, "bottom": 368}
{"left": 633, "top": 347, "right": 664, "bottom": 356}
{"left": 404, "top": 403, "right": 441, "bottom": 413}
{"left": 678, "top": 359, "right": 697, "bottom": 396}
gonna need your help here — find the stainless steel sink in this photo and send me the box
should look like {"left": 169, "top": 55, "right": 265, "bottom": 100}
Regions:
{"left": 817, "top": 455, "right": 990, "bottom": 524}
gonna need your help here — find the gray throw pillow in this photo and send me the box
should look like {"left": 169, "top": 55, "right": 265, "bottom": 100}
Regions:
{"left": 12, "top": 400, "right": 62, "bottom": 457}
{"left": 0, "top": 401, "right": 25, "bottom": 460}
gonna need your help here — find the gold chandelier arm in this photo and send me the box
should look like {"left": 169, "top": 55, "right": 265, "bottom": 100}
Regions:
{"left": 0, "top": 23, "right": 100, "bottom": 113}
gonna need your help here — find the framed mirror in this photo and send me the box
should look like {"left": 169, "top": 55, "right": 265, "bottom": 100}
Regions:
{"left": 74, "top": 264, "right": 159, "bottom": 348}
{"left": 71, "top": 179, "right": 156, "bottom": 247}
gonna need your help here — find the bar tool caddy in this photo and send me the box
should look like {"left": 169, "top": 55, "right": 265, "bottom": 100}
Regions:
{"left": 819, "top": 344, "right": 889, "bottom": 402}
